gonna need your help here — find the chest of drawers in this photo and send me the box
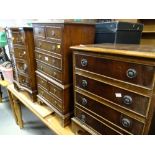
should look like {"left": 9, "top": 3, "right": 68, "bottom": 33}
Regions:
{"left": 6, "top": 27, "right": 37, "bottom": 101}
{"left": 71, "top": 44, "right": 155, "bottom": 135}
{"left": 32, "top": 22, "right": 95, "bottom": 127}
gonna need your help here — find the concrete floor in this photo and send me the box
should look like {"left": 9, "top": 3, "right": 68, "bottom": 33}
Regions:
{"left": 0, "top": 87, "right": 55, "bottom": 135}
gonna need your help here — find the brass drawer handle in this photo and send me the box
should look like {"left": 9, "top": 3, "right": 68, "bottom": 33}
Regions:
{"left": 38, "top": 42, "right": 42, "bottom": 47}
{"left": 40, "top": 66, "right": 43, "bottom": 70}
{"left": 81, "top": 114, "right": 86, "bottom": 123}
{"left": 53, "top": 72, "right": 57, "bottom": 77}
{"left": 41, "top": 80, "right": 44, "bottom": 84}
{"left": 51, "top": 30, "right": 55, "bottom": 36}
{"left": 81, "top": 59, "right": 88, "bottom": 67}
{"left": 38, "top": 54, "right": 42, "bottom": 59}
{"left": 41, "top": 91, "right": 44, "bottom": 96}
{"left": 121, "top": 117, "right": 132, "bottom": 128}
{"left": 19, "top": 51, "right": 26, "bottom": 57}
{"left": 22, "top": 79, "right": 25, "bottom": 83}
{"left": 52, "top": 59, "right": 55, "bottom": 64}
{"left": 81, "top": 80, "right": 87, "bottom": 87}
{"left": 123, "top": 95, "right": 132, "bottom": 105}
{"left": 75, "top": 130, "right": 85, "bottom": 135}
{"left": 53, "top": 89, "right": 57, "bottom": 94}
{"left": 81, "top": 97, "right": 87, "bottom": 105}
{"left": 52, "top": 45, "right": 56, "bottom": 50}
{"left": 127, "top": 68, "right": 137, "bottom": 78}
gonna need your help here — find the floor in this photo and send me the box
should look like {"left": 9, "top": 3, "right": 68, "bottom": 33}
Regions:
{"left": 0, "top": 87, "right": 55, "bottom": 135}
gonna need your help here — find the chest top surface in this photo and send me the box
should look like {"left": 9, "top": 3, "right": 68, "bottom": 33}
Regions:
{"left": 70, "top": 43, "right": 155, "bottom": 59}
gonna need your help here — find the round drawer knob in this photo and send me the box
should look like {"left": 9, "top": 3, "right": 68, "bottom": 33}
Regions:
{"left": 22, "top": 79, "right": 25, "bottom": 83}
{"left": 121, "top": 118, "right": 132, "bottom": 128}
{"left": 81, "top": 114, "right": 86, "bottom": 122}
{"left": 81, "top": 80, "right": 87, "bottom": 87}
{"left": 123, "top": 95, "right": 132, "bottom": 105}
{"left": 127, "top": 68, "right": 137, "bottom": 78}
{"left": 81, "top": 98, "right": 87, "bottom": 105}
{"left": 81, "top": 59, "right": 88, "bottom": 67}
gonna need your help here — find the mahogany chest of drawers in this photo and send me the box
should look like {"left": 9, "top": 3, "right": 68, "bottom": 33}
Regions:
{"left": 71, "top": 44, "right": 155, "bottom": 135}
{"left": 32, "top": 22, "right": 95, "bottom": 127}
{"left": 6, "top": 27, "right": 37, "bottom": 101}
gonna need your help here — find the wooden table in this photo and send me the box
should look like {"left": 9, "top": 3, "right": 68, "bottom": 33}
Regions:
{"left": 7, "top": 84, "right": 74, "bottom": 135}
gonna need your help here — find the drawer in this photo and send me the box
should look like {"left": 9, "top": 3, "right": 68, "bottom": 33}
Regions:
{"left": 35, "top": 51, "right": 62, "bottom": 70}
{"left": 18, "top": 74, "right": 31, "bottom": 88}
{"left": 38, "top": 86, "right": 62, "bottom": 112}
{"left": 45, "top": 26, "right": 62, "bottom": 40}
{"left": 33, "top": 26, "right": 45, "bottom": 38}
{"left": 75, "top": 92, "right": 144, "bottom": 134}
{"left": 36, "top": 74, "right": 48, "bottom": 89}
{"left": 36, "top": 73, "right": 63, "bottom": 100}
{"left": 71, "top": 118, "right": 91, "bottom": 135}
{"left": 75, "top": 54, "right": 155, "bottom": 88}
{"left": 48, "top": 81, "right": 63, "bottom": 101}
{"left": 16, "top": 60, "right": 28, "bottom": 74}
{"left": 35, "top": 39, "right": 61, "bottom": 55}
{"left": 36, "top": 61, "right": 62, "bottom": 83}
{"left": 75, "top": 74, "right": 149, "bottom": 116}
{"left": 13, "top": 47, "right": 27, "bottom": 59}
{"left": 75, "top": 106, "right": 120, "bottom": 135}
{"left": 11, "top": 30, "right": 25, "bottom": 45}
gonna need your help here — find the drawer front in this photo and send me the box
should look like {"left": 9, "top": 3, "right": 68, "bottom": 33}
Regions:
{"left": 35, "top": 39, "right": 61, "bottom": 55}
{"left": 36, "top": 61, "right": 62, "bottom": 83}
{"left": 11, "top": 30, "right": 25, "bottom": 45}
{"left": 76, "top": 74, "right": 149, "bottom": 116}
{"left": 33, "top": 26, "right": 45, "bottom": 38}
{"left": 46, "top": 26, "right": 62, "bottom": 40}
{"left": 71, "top": 118, "right": 90, "bottom": 135}
{"left": 38, "top": 86, "right": 62, "bottom": 112}
{"left": 13, "top": 47, "right": 27, "bottom": 59}
{"left": 36, "top": 74, "right": 48, "bottom": 89}
{"left": 18, "top": 74, "right": 31, "bottom": 88}
{"left": 48, "top": 81, "right": 63, "bottom": 101}
{"left": 75, "top": 54, "right": 155, "bottom": 88}
{"left": 16, "top": 60, "right": 28, "bottom": 74}
{"left": 75, "top": 106, "right": 120, "bottom": 135}
{"left": 36, "top": 73, "right": 63, "bottom": 100}
{"left": 76, "top": 92, "right": 144, "bottom": 134}
{"left": 35, "top": 51, "right": 62, "bottom": 70}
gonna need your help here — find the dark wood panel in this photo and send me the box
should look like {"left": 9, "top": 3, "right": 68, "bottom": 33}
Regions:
{"left": 45, "top": 26, "right": 63, "bottom": 40}
{"left": 36, "top": 61, "right": 62, "bottom": 83}
{"left": 75, "top": 106, "right": 121, "bottom": 135}
{"left": 75, "top": 53, "right": 155, "bottom": 88}
{"left": 35, "top": 50, "right": 62, "bottom": 70}
{"left": 76, "top": 92, "right": 144, "bottom": 134}
{"left": 76, "top": 74, "right": 149, "bottom": 116}
{"left": 35, "top": 39, "right": 61, "bottom": 55}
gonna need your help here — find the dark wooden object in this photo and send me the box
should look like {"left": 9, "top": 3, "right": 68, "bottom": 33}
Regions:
{"left": 6, "top": 27, "right": 37, "bottom": 102}
{"left": 71, "top": 43, "right": 155, "bottom": 135}
{"left": 32, "top": 22, "right": 95, "bottom": 127}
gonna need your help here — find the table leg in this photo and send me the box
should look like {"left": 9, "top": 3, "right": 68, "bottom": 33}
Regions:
{"left": 7, "top": 90, "right": 24, "bottom": 128}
